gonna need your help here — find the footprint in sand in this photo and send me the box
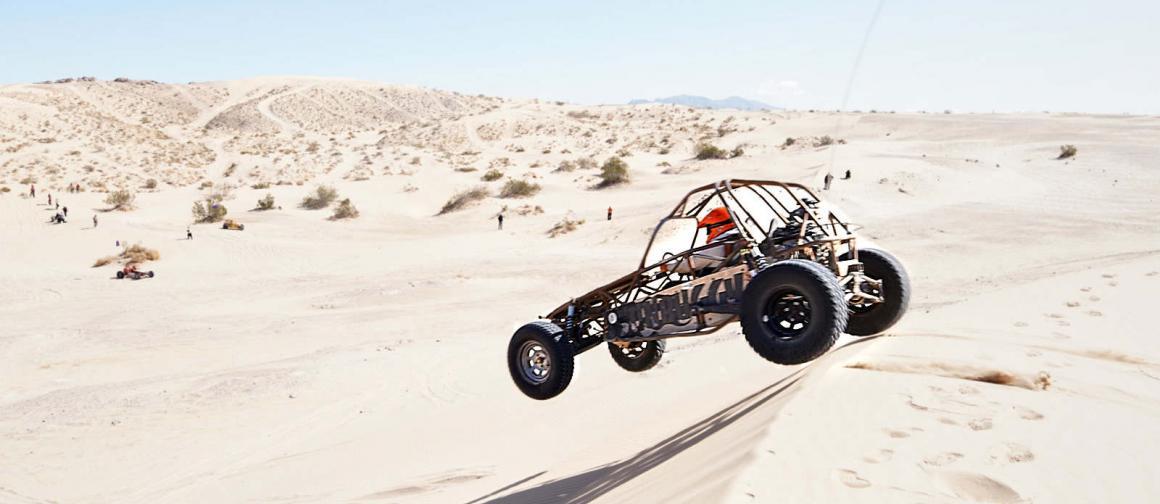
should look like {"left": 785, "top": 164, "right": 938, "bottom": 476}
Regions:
{"left": 1080, "top": 286, "right": 1092, "bottom": 292}
{"left": 1014, "top": 406, "right": 1044, "bottom": 420}
{"left": 1065, "top": 301, "right": 1080, "bottom": 308}
{"left": 923, "top": 452, "right": 964, "bottom": 467}
{"left": 968, "top": 418, "right": 993, "bottom": 431}
{"left": 835, "top": 469, "right": 871, "bottom": 488}
{"left": 884, "top": 429, "right": 910, "bottom": 439}
{"left": 1101, "top": 273, "right": 1117, "bottom": 279}
{"left": 990, "top": 443, "right": 1035, "bottom": 463}
{"left": 863, "top": 448, "right": 894, "bottom": 464}
{"left": 935, "top": 471, "right": 1023, "bottom": 504}
{"left": 1087, "top": 310, "right": 1104, "bottom": 317}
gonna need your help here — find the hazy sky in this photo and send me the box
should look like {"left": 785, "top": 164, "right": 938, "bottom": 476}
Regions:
{"left": 2, "top": 0, "right": 1157, "bottom": 113}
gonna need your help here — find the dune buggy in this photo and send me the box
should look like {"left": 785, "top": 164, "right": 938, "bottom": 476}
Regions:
{"left": 116, "top": 264, "right": 155, "bottom": 280}
{"left": 507, "top": 179, "right": 910, "bottom": 399}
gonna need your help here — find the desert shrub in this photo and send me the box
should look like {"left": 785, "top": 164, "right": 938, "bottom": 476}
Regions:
{"left": 251, "top": 182, "right": 271, "bottom": 189}
{"left": 576, "top": 157, "right": 597, "bottom": 170}
{"left": 439, "top": 186, "right": 489, "bottom": 214}
{"left": 658, "top": 147, "right": 671, "bottom": 155}
{"left": 454, "top": 166, "right": 478, "bottom": 172}
{"left": 256, "top": 193, "right": 276, "bottom": 210}
{"left": 0, "top": 186, "right": 10, "bottom": 193}
{"left": 554, "top": 160, "right": 577, "bottom": 172}
{"left": 598, "top": 157, "right": 630, "bottom": 188}
{"left": 499, "top": 179, "right": 541, "bottom": 198}
{"left": 199, "top": 180, "right": 214, "bottom": 189}
{"left": 567, "top": 110, "right": 599, "bottom": 120}
{"left": 695, "top": 143, "right": 729, "bottom": 160}
{"left": 481, "top": 169, "right": 503, "bottom": 182}
{"left": 19, "top": 176, "right": 36, "bottom": 185}
{"left": 782, "top": 137, "right": 796, "bottom": 148}
{"left": 223, "top": 163, "right": 237, "bottom": 177}
{"left": 816, "top": 136, "right": 834, "bottom": 147}
{"left": 548, "top": 217, "right": 585, "bottom": 237}
{"left": 410, "top": 156, "right": 421, "bottom": 165}
{"left": 300, "top": 185, "right": 338, "bottom": 209}
{"left": 331, "top": 198, "right": 360, "bottom": 219}
{"left": 731, "top": 146, "right": 745, "bottom": 158}
{"left": 1058, "top": 144, "right": 1077, "bottom": 159}
{"left": 143, "top": 178, "right": 158, "bottom": 189}
{"left": 192, "top": 195, "right": 228, "bottom": 223}
{"left": 105, "top": 189, "right": 135, "bottom": 210}
{"left": 92, "top": 255, "right": 117, "bottom": 267}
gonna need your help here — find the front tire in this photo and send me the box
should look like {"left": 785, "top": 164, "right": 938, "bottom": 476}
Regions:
{"left": 741, "top": 260, "right": 847, "bottom": 364}
{"left": 846, "top": 248, "right": 909, "bottom": 335}
{"left": 116, "top": 271, "right": 125, "bottom": 279}
{"left": 608, "top": 339, "right": 665, "bottom": 372}
{"left": 507, "top": 321, "right": 575, "bottom": 400}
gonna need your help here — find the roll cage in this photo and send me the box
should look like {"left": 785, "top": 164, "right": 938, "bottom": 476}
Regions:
{"left": 543, "top": 179, "right": 864, "bottom": 354}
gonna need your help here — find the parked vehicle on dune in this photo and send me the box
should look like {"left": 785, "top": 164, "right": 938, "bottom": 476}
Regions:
{"left": 221, "top": 219, "right": 245, "bottom": 231}
{"left": 507, "top": 179, "right": 910, "bottom": 399}
{"left": 116, "top": 263, "right": 155, "bottom": 280}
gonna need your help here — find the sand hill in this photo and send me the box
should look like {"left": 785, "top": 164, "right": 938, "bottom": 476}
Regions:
{"left": 1, "top": 77, "right": 1158, "bottom": 503}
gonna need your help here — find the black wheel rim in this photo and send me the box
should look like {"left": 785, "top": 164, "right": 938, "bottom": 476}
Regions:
{"left": 761, "top": 289, "right": 811, "bottom": 340}
{"left": 615, "top": 341, "right": 653, "bottom": 360}
{"left": 850, "top": 278, "right": 882, "bottom": 314}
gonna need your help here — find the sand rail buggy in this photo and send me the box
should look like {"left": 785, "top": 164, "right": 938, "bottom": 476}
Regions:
{"left": 507, "top": 179, "right": 910, "bottom": 399}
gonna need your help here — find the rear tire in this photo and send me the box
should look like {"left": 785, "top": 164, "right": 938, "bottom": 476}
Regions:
{"left": 147, "top": 271, "right": 155, "bottom": 278}
{"left": 741, "top": 260, "right": 847, "bottom": 364}
{"left": 845, "top": 248, "right": 909, "bottom": 335}
{"left": 608, "top": 339, "right": 665, "bottom": 372}
{"left": 507, "top": 321, "right": 575, "bottom": 400}
{"left": 116, "top": 271, "right": 125, "bottom": 279}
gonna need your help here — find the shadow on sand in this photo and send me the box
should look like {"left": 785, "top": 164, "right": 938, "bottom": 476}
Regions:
{"left": 473, "top": 370, "right": 806, "bottom": 504}
{"left": 472, "top": 336, "right": 883, "bottom": 504}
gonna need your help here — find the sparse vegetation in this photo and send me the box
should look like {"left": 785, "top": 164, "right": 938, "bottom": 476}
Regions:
{"left": 455, "top": 166, "right": 478, "bottom": 173}
{"left": 1058, "top": 144, "right": 1077, "bottom": 159}
{"left": 330, "top": 198, "right": 360, "bottom": 220}
{"left": 548, "top": 216, "right": 585, "bottom": 237}
{"left": 143, "top": 178, "right": 158, "bottom": 190}
{"left": 598, "top": 157, "right": 630, "bottom": 188}
{"left": 92, "top": 255, "right": 118, "bottom": 267}
{"left": 105, "top": 189, "right": 136, "bottom": 210}
{"left": 252, "top": 182, "right": 271, "bottom": 189}
{"left": 256, "top": 193, "right": 276, "bottom": 211}
{"left": 300, "top": 185, "right": 338, "bottom": 209}
{"left": 554, "top": 160, "right": 577, "bottom": 172}
{"left": 223, "top": 163, "right": 237, "bottom": 177}
{"left": 576, "top": 157, "right": 597, "bottom": 170}
{"left": 19, "top": 176, "right": 36, "bottom": 185}
{"left": 439, "top": 186, "right": 490, "bottom": 214}
{"left": 192, "top": 194, "right": 228, "bottom": 223}
{"left": 481, "top": 169, "right": 504, "bottom": 182}
{"left": 817, "top": 135, "right": 834, "bottom": 147}
{"left": 499, "top": 179, "right": 542, "bottom": 198}
{"left": 731, "top": 146, "right": 745, "bottom": 158}
{"left": 695, "top": 143, "right": 729, "bottom": 160}
{"left": 120, "top": 243, "right": 160, "bottom": 264}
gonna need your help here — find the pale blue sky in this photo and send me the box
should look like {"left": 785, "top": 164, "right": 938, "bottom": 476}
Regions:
{"left": 2, "top": 1, "right": 1157, "bottom": 113}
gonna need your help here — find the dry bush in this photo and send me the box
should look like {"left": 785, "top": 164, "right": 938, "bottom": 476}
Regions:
{"left": 481, "top": 169, "right": 503, "bottom": 182}
{"left": 781, "top": 137, "right": 796, "bottom": 148}
{"left": 143, "top": 178, "right": 158, "bottom": 189}
{"left": 731, "top": 146, "right": 745, "bottom": 158}
{"left": 300, "top": 185, "right": 338, "bottom": 209}
{"left": 597, "top": 157, "right": 630, "bottom": 188}
{"left": 192, "top": 196, "right": 228, "bottom": 223}
{"left": 121, "top": 244, "right": 160, "bottom": 263}
{"left": 576, "top": 157, "right": 597, "bottom": 170}
{"left": 816, "top": 136, "right": 834, "bottom": 147}
{"left": 455, "top": 166, "right": 478, "bottom": 172}
{"left": 1058, "top": 144, "right": 1077, "bottom": 159}
{"left": 554, "top": 160, "right": 577, "bottom": 172}
{"left": 548, "top": 216, "right": 585, "bottom": 237}
{"left": 105, "top": 189, "right": 135, "bottom": 210}
{"left": 255, "top": 193, "right": 276, "bottom": 210}
{"left": 500, "top": 179, "right": 541, "bottom": 198}
{"left": 695, "top": 143, "right": 729, "bottom": 160}
{"left": 223, "top": 163, "right": 237, "bottom": 177}
{"left": 330, "top": 198, "right": 360, "bottom": 220}
{"left": 252, "top": 182, "right": 271, "bottom": 189}
{"left": 0, "top": 186, "right": 10, "bottom": 194}
{"left": 19, "top": 176, "right": 36, "bottom": 184}
{"left": 439, "top": 186, "right": 489, "bottom": 214}
{"left": 199, "top": 180, "right": 214, "bottom": 189}
{"left": 92, "top": 255, "right": 117, "bottom": 267}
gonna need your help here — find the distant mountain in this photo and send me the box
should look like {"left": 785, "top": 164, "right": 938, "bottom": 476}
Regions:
{"left": 628, "top": 95, "right": 779, "bottom": 111}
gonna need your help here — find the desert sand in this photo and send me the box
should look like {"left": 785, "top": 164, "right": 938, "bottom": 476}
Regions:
{"left": 1, "top": 77, "right": 1158, "bottom": 503}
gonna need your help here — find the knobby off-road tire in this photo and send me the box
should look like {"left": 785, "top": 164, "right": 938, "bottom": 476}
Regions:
{"left": 608, "top": 339, "right": 665, "bottom": 372}
{"left": 507, "top": 321, "right": 575, "bottom": 400}
{"left": 116, "top": 271, "right": 125, "bottom": 279}
{"left": 845, "top": 248, "right": 910, "bottom": 336}
{"left": 741, "top": 259, "right": 848, "bottom": 364}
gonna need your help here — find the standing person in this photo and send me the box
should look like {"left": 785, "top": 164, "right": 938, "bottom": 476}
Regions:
{"left": 93, "top": 214, "right": 98, "bottom": 228}
{"left": 823, "top": 172, "right": 834, "bottom": 190}
{"left": 497, "top": 213, "right": 504, "bottom": 230}
{"left": 47, "top": 193, "right": 52, "bottom": 206}
{"left": 55, "top": 201, "right": 60, "bottom": 210}
{"left": 30, "top": 184, "right": 35, "bottom": 198}
{"left": 843, "top": 169, "right": 851, "bottom": 180}
{"left": 63, "top": 206, "right": 68, "bottom": 217}
{"left": 187, "top": 227, "right": 193, "bottom": 240}
{"left": 607, "top": 206, "right": 613, "bottom": 221}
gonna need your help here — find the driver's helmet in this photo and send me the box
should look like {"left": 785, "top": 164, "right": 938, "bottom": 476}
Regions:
{"left": 698, "top": 207, "right": 736, "bottom": 242}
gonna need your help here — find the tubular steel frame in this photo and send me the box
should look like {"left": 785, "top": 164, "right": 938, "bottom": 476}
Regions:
{"left": 543, "top": 179, "right": 865, "bottom": 355}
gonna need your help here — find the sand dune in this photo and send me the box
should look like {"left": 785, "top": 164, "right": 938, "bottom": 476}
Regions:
{"left": 1, "top": 78, "right": 1159, "bottom": 503}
